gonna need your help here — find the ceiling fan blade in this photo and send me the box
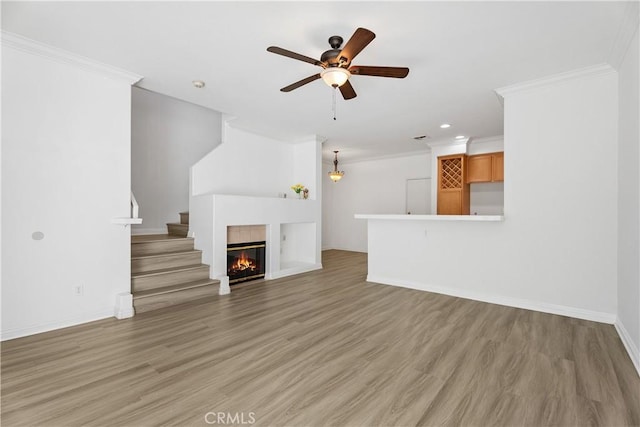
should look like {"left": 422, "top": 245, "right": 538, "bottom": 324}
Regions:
{"left": 349, "top": 66, "right": 410, "bottom": 78}
{"left": 338, "top": 28, "right": 376, "bottom": 66}
{"left": 280, "top": 74, "right": 321, "bottom": 92}
{"left": 339, "top": 80, "right": 357, "bottom": 100}
{"left": 267, "top": 46, "right": 323, "bottom": 67}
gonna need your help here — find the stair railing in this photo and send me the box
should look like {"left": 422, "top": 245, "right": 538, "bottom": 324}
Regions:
{"left": 111, "top": 191, "right": 142, "bottom": 226}
{"left": 131, "top": 191, "right": 139, "bottom": 219}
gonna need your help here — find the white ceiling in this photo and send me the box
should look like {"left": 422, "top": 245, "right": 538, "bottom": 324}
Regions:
{"left": 2, "top": 1, "right": 631, "bottom": 162}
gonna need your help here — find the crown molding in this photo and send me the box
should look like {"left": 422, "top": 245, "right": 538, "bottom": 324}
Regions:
{"left": 322, "top": 148, "right": 431, "bottom": 165}
{"left": 426, "top": 137, "right": 469, "bottom": 149}
{"left": 1, "top": 31, "right": 142, "bottom": 85}
{"left": 349, "top": 149, "right": 432, "bottom": 165}
{"left": 468, "top": 135, "right": 503, "bottom": 145}
{"left": 495, "top": 63, "right": 616, "bottom": 98}
{"left": 608, "top": 1, "right": 640, "bottom": 70}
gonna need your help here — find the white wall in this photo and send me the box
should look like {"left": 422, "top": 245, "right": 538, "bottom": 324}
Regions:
{"left": 1, "top": 36, "right": 139, "bottom": 339}
{"left": 323, "top": 153, "right": 431, "bottom": 253}
{"left": 616, "top": 20, "right": 640, "bottom": 372}
{"left": 131, "top": 87, "right": 221, "bottom": 234}
{"left": 364, "top": 66, "right": 619, "bottom": 323}
{"left": 191, "top": 124, "right": 295, "bottom": 198}
{"left": 322, "top": 161, "right": 335, "bottom": 250}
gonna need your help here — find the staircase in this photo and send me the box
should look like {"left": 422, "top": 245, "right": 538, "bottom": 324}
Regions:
{"left": 131, "top": 212, "right": 218, "bottom": 313}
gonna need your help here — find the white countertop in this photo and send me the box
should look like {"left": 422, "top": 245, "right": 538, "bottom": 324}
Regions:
{"left": 354, "top": 214, "right": 504, "bottom": 222}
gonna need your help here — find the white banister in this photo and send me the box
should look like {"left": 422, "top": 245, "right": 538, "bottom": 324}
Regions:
{"left": 131, "top": 191, "right": 139, "bottom": 219}
{"left": 111, "top": 191, "right": 142, "bottom": 226}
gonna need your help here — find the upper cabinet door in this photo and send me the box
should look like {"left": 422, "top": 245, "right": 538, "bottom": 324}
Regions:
{"left": 466, "top": 152, "right": 504, "bottom": 183}
{"left": 466, "top": 154, "right": 493, "bottom": 183}
{"left": 492, "top": 152, "right": 504, "bottom": 182}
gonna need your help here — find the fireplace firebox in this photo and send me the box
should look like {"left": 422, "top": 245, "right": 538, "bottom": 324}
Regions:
{"left": 226, "top": 241, "right": 266, "bottom": 284}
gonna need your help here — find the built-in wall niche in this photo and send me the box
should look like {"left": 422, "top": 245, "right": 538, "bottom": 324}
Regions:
{"left": 280, "top": 222, "right": 316, "bottom": 270}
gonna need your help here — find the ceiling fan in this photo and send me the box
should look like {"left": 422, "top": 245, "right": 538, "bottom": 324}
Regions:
{"left": 267, "top": 27, "right": 409, "bottom": 100}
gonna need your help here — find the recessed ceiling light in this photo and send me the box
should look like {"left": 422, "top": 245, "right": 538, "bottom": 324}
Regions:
{"left": 440, "top": 123, "right": 451, "bottom": 129}
{"left": 455, "top": 135, "right": 465, "bottom": 139}
{"left": 192, "top": 80, "right": 205, "bottom": 89}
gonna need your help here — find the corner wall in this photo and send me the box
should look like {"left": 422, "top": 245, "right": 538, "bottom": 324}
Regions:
{"left": 131, "top": 87, "right": 221, "bottom": 234}
{"left": 1, "top": 34, "right": 140, "bottom": 340}
{"left": 498, "top": 65, "right": 618, "bottom": 317}
{"left": 616, "top": 14, "right": 640, "bottom": 373}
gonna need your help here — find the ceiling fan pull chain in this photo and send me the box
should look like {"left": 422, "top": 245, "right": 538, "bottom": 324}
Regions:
{"left": 332, "top": 87, "right": 337, "bottom": 121}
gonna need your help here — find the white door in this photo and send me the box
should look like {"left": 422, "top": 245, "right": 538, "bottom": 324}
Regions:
{"left": 406, "top": 178, "right": 431, "bottom": 214}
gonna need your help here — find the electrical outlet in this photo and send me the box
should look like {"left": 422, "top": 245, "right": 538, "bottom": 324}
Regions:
{"left": 73, "top": 285, "right": 84, "bottom": 296}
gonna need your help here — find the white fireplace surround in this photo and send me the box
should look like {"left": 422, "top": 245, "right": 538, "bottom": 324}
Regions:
{"left": 189, "top": 119, "right": 323, "bottom": 294}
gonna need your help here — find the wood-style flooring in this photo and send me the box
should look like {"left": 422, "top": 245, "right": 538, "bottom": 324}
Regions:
{"left": 2, "top": 250, "right": 639, "bottom": 426}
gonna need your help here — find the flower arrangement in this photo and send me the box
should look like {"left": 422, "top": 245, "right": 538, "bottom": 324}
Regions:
{"left": 291, "top": 184, "right": 308, "bottom": 199}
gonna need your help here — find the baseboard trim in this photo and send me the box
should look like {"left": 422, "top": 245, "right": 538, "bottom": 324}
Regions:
{"left": 114, "top": 292, "right": 134, "bottom": 319}
{"left": 325, "top": 246, "right": 367, "bottom": 254}
{"left": 270, "top": 263, "right": 323, "bottom": 280}
{"left": 615, "top": 318, "right": 640, "bottom": 377}
{"left": 366, "top": 275, "right": 616, "bottom": 324}
{"left": 0, "top": 308, "right": 115, "bottom": 341}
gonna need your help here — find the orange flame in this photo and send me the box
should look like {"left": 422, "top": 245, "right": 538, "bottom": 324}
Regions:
{"left": 230, "top": 251, "right": 257, "bottom": 273}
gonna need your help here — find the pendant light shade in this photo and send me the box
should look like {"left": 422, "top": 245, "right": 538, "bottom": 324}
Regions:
{"left": 328, "top": 151, "right": 344, "bottom": 182}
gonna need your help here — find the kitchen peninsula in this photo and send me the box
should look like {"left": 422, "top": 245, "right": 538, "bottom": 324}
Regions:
{"left": 355, "top": 213, "right": 510, "bottom": 310}
{"left": 354, "top": 63, "right": 628, "bottom": 369}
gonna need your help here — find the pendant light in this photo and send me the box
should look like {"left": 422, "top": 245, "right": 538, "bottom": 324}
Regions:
{"left": 328, "top": 151, "right": 344, "bottom": 182}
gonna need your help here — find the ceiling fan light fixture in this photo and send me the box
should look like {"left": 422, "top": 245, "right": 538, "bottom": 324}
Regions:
{"left": 320, "top": 67, "right": 351, "bottom": 88}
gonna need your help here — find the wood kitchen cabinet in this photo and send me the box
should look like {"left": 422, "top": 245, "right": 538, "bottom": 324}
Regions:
{"left": 466, "top": 152, "right": 504, "bottom": 183}
{"left": 492, "top": 152, "right": 504, "bottom": 181}
{"left": 437, "top": 154, "right": 470, "bottom": 215}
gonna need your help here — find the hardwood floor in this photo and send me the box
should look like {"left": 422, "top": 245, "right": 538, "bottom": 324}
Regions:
{"left": 2, "top": 250, "right": 639, "bottom": 426}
